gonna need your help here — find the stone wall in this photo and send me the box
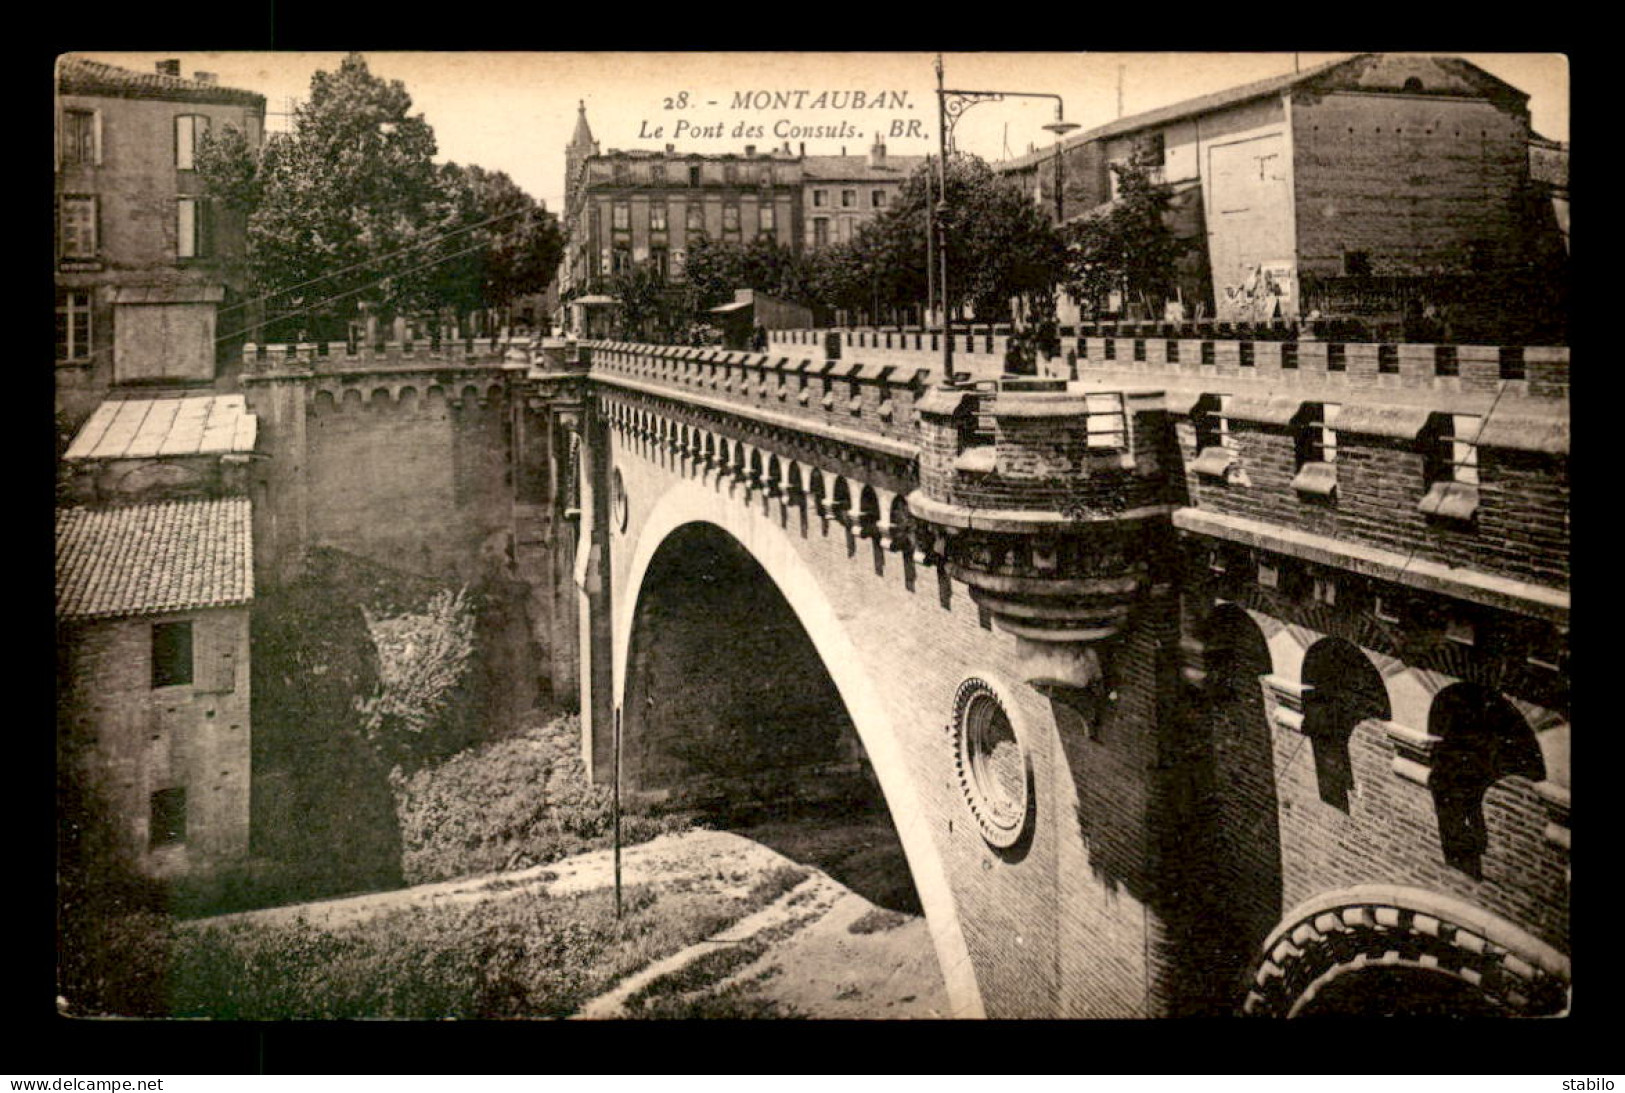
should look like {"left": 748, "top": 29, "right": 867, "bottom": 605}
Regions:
{"left": 58, "top": 607, "right": 252, "bottom": 879}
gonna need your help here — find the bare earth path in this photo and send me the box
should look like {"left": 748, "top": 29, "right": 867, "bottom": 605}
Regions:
{"left": 193, "top": 828, "right": 948, "bottom": 1019}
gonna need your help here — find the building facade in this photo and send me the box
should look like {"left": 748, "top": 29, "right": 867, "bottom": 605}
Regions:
{"left": 55, "top": 56, "right": 266, "bottom": 432}
{"left": 997, "top": 54, "right": 1566, "bottom": 338}
{"left": 801, "top": 140, "right": 925, "bottom": 249}
{"left": 557, "top": 106, "right": 925, "bottom": 321}
{"left": 560, "top": 104, "right": 802, "bottom": 302}
{"left": 57, "top": 478, "right": 256, "bottom": 880}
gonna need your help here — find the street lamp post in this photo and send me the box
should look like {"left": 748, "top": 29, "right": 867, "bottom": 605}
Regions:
{"left": 935, "top": 54, "right": 1077, "bottom": 386}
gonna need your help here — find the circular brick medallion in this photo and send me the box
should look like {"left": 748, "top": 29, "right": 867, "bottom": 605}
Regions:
{"left": 952, "top": 679, "right": 1032, "bottom": 849}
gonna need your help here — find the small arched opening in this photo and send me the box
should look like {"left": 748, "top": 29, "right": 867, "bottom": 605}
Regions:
{"left": 1300, "top": 638, "right": 1390, "bottom": 811}
{"left": 1428, "top": 684, "right": 1545, "bottom": 878}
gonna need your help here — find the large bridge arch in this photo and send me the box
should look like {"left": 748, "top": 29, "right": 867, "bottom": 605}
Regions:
{"left": 609, "top": 474, "right": 985, "bottom": 1017}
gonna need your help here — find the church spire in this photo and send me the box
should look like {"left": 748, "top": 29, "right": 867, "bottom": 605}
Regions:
{"left": 570, "top": 99, "right": 595, "bottom": 152}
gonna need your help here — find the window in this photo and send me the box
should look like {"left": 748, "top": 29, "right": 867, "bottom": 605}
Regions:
{"left": 759, "top": 203, "right": 775, "bottom": 232}
{"left": 724, "top": 164, "right": 739, "bottom": 184}
{"left": 1138, "top": 132, "right": 1167, "bottom": 168}
{"left": 1443, "top": 414, "right": 1481, "bottom": 485}
{"left": 174, "top": 114, "right": 210, "bottom": 170}
{"left": 612, "top": 247, "right": 631, "bottom": 274}
{"left": 813, "top": 217, "right": 829, "bottom": 247}
{"left": 1300, "top": 402, "right": 1340, "bottom": 465}
{"left": 1342, "top": 250, "right": 1372, "bottom": 276}
{"left": 1312, "top": 575, "right": 1338, "bottom": 606}
{"left": 651, "top": 247, "right": 669, "bottom": 279}
{"left": 59, "top": 195, "right": 97, "bottom": 259}
{"left": 1419, "top": 413, "right": 1481, "bottom": 521}
{"left": 1084, "top": 392, "right": 1127, "bottom": 450}
{"left": 151, "top": 621, "right": 193, "bottom": 688}
{"left": 612, "top": 161, "right": 629, "bottom": 184}
{"left": 649, "top": 204, "right": 667, "bottom": 231}
{"left": 56, "top": 290, "right": 92, "bottom": 362}
{"left": 722, "top": 205, "right": 740, "bottom": 232}
{"left": 176, "top": 197, "right": 211, "bottom": 258}
{"left": 61, "top": 108, "right": 98, "bottom": 167}
{"left": 872, "top": 189, "right": 886, "bottom": 209}
{"left": 759, "top": 167, "right": 773, "bottom": 186}
{"left": 651, "top": 164, "right": 667, "bottom": 184}
{"left": 813, "top": 189, "right": 828, "bottom": 208}
{"left": 149, "top": 788, "right": 187, "bottom": 848}
{"left": 686, "top": 203, "right": 705, "bottom": 233}
{"left": 612, "top": 202, "right": 630, "bottom": 231}
{"left": 688, "top": 164, "right": 701, "bottom": 186}
{"left": 841, "top": 189, "right": 857, "bottom": 207}
{"left": 1195, "top": 394, "right": 1232, "bottom": 453}
{"left": 1293, "top": 402, "right": 1340, "bottom": 497}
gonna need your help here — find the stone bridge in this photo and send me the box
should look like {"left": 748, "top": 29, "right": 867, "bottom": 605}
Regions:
{"left": 509, "top": 332, "right": 1570, "bottom": 1019}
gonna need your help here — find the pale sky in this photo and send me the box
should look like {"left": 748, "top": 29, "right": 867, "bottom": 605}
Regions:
{"left": 69, "top": 52, "right": 1569, "bottom": 214}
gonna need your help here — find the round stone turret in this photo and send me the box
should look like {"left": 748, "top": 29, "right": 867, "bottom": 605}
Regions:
{"left": 909, "top": 378, "right": 1177, "bottom": 688}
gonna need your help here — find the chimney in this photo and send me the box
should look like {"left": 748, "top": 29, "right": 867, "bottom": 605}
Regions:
{"left": 194, "top": 71, "right": 217, "bottom": 86}
{"left": 155, "top": 59, "right": 181, "bottom": 77}
{"left": 665, "top": 143, "right": 674, "bottom": 153}
{"left": 869, "top": 138, "right": 886, "bottom": 168}
{"left": 744, "top": 144, "right": 756, "bottom": 157}
{"left": 799, "top": 142, "right": 805, "bottom": 156}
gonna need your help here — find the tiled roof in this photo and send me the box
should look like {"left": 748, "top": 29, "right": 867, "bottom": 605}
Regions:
{"left": 57, "top": 498, "right": 253, "bottom": 620}
{"left": 63, "top": 395, "right": 257, "bottom": 462}
{"left": 997, "top": 53, "right": 1532, "bottom": 174}
{"left": 801, "top": 155, "right": 927, "bottom": 181}
{"left": 997, "top": 55, "right": 1367, "bottom": 173}
{"left": 56, "top": 55, "right": 265, "bottom": 108}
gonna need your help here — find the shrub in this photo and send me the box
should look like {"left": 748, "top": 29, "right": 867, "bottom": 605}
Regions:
{"left": 356, "top": 587, "right": 478, "bottom": 764}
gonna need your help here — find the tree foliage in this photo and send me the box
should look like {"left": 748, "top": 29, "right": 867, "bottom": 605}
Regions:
{"left": 847, "top": 154, "right": 1068, "bottom": 323}
{"left": 1063, "top": 146, "right": 1190, "bottom": 318}
{"left": 196, "top": 53, "right": 560, "bottom": 340}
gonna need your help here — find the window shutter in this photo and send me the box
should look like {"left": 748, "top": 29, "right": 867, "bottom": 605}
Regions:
{"left": 92, "top": 110, "right": 102, "bottom": 166}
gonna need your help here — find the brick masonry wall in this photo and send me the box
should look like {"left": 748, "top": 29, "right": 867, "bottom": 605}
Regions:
{"left": 1189, "top": 422, "right": 1569, "bottom": 588}
{"left": 550, "top": 341, "right": 1568, "bottom": 1014}
{"left": 1292, "top": 94, "right": 1530, "bottom": 277}
{"left": 58, "top": 608, "right": 252, "bottom": 878}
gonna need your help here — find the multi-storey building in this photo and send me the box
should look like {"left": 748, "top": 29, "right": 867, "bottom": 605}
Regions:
{"left": 559, "top": 104, "right": 802, "bottom": 302}
{"left": 801, "top": 139, "right": 925, "bottom": 249}
{"left": 557, "top": 106, "right": 926, "bottom": 319}
{"left": 54, "top": 56, "right": 266, "bottom": 430}
{"left": 996, "top": 53, "right": 1567, "bottom": 338}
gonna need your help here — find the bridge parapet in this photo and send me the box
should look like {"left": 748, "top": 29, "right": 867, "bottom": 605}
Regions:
{"left": 583, "top": 340, "right": 934, "bottom": 444}
{"left": 908, "top": 378, "right": 1180, "bottom": 691}
{"left": 1067, "top": 331, "right": 1567, "bottom": 401}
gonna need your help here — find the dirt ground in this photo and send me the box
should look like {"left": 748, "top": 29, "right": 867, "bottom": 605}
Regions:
{"left": 197, "top": 827, "right": 949, "bottom": 1019}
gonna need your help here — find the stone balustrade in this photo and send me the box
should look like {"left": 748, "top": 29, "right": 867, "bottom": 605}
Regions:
{"left": 582, "top": 340, "right": 934, "bottom": 449}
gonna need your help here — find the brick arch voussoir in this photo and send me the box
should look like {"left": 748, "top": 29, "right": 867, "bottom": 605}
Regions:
{"left": 1241, "top": 885, "right": 1570, "bottom": 1018}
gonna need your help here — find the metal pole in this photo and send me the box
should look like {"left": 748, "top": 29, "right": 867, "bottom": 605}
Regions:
{"left": 925, "top": 153, "right": 935, "bottom": 334}
{"left": 936, "top": 55, "right": 954, "bottom": 385}
{"left": 613, "top": 704, "right": 622, "bottom": 919}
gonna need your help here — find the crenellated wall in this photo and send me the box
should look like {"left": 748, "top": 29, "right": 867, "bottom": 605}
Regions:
{"left": 548, "top": 336, "right": 1569, "bottom": 1019}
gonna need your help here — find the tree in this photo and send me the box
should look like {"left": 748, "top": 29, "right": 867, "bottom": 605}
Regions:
{"left": 197, "top": 53, "right": 560, "bottom": 342}
{"left": 682, "top": 235, "right": 811, "bottom": 313}
{"left": 827, "top": 155, "right": 1068, "bottom": 324}
{"left": 431, "top": 163, "right": 564, "bottom": 329}
{"left": 1063, "top": 145, "right": 1190, "bottom": 319}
